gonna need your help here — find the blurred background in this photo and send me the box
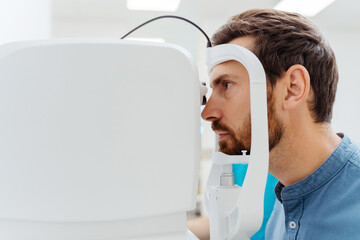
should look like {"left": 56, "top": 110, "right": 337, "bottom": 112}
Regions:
{"left": 1, "top": 0, "right": 359, "bottom": 218}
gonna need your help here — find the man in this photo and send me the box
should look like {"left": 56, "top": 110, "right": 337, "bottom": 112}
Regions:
{"left": 200, "top": 9, "right": 360, "bottom": 239}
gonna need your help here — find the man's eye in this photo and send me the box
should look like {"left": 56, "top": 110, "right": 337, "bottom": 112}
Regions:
{"left": 220, "top": 81, "right": 232, "bottom": 89}
{"left": 225, "top": 82, "right": 232, "bottom": 89}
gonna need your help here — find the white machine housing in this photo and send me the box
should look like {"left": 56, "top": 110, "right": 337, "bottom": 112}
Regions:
{"left": 205, "top": 44, "right": 269, "bottom": 240}
{"left": 0, "top": 39, "right": 201, "bottom": 240}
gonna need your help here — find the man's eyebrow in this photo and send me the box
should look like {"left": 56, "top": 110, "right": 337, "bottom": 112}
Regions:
{"left": 210, "top": 74, "right": 233, "bottom": 88}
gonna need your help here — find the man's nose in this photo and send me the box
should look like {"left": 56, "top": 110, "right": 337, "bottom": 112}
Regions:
{"left": 201, "top": 96, "right": 222, "bottom": 122}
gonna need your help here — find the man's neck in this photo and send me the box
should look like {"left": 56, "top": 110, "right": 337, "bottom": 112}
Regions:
{"left": 269, "top": 122, "right": 342, "bottom": 186}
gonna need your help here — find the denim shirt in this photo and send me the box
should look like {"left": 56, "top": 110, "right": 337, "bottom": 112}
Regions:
{"left": 266, "top": 135, "right": 360, "bottom": 240}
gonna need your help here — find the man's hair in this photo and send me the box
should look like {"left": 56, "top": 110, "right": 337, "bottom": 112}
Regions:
{"left": 212, "top": 9, "right": 338, "bottom": 123}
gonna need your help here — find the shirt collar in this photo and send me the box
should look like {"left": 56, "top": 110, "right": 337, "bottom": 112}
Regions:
{"left": 274, "top": 134, "right": 356, "bottom": 202}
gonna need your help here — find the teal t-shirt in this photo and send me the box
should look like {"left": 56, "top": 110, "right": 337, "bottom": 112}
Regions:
{"left": 233, "top": 164, "right": 277, "bottom": 240}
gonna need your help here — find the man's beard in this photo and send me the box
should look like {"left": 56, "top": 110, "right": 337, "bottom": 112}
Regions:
{"left": 211, "top": 97, "right": 284, "bottom": 155}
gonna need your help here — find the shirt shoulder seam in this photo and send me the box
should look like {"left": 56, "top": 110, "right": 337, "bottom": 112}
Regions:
{"left": 346, "top": 143, "right": 360, "bottom": 168}
{"left": 348, "top": 157, "right": 360, "bottom": 169}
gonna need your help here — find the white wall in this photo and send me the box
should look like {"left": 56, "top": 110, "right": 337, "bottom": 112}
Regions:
{"left": 0, "top": 0, "right": 51, "bottom": 44}
{"left": 320, "top": 29, "right": 360, "bottom": 144}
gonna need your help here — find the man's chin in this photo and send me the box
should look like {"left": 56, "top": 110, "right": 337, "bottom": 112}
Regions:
{"left": 219, "top": 145, "right": 240, "bottom": 155}
{"left": 219, "top": 149, "right": 234, "bottom": 155}
{"left": 219, "top": 149, "right": 245, "bottom": 155}
{"left": 218, "top": 141, "right": 250, "bottom": 155}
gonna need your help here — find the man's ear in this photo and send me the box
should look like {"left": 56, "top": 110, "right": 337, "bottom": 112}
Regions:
{"left": 283, "top": 64, "right": 311, "bottom": 111}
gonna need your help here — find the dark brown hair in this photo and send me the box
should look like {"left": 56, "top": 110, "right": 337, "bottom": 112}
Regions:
{"left": 212, "top": 9, "right": 338, "bottom": 123}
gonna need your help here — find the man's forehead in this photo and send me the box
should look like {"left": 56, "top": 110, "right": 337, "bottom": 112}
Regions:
{"left": 209, "top": 60, "right": 248, "bottom": 86}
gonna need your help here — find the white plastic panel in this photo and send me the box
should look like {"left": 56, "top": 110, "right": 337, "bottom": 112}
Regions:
{"left": 0, "top": 39, "right": 200, "bottom": 222}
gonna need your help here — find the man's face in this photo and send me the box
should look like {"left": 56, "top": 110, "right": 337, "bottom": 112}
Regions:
{"left": 201, "top": 37, "right": 284, "bottom": 154}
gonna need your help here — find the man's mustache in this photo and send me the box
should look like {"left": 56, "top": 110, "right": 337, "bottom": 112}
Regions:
{"left": 212, "top": 120, "right": 232, "bottom": 133}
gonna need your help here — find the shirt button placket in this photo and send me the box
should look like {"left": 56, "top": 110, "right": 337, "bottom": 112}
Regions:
{"left": 283, "top": 198, "right": 303, "bottom": 239}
